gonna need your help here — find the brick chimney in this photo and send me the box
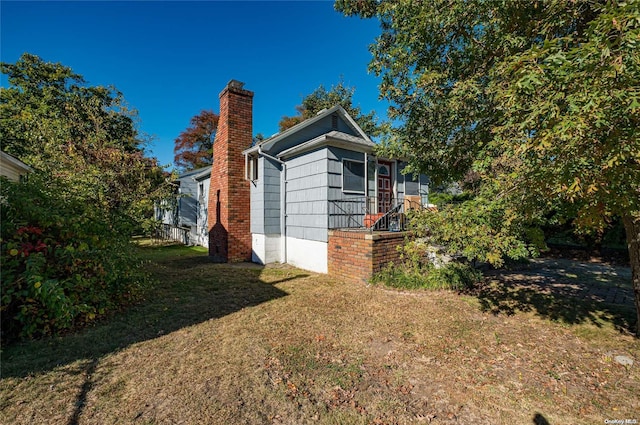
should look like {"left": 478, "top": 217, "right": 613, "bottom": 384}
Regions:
{"left": 208, "top": 80, "right": 253, "bottom": 262}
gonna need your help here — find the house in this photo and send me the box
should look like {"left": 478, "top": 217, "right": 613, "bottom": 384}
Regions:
{"left": 0, "top": 151, "right": 32, "bottom": 182}
{"left": 156, "top": 166, "right": 210, "bottom": 247}
{"left": 204, "top": 80, "right": 430, "bottom": 278}
{"left": 242, "top": 104, "right": 429, "bottom": 273}
{"left": 159, "top": 80, "right": 430, "bottom": 280}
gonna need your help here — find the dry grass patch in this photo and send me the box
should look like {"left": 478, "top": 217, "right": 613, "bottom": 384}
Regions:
{"left": 1, "top": 243, "right": 638, "bottom": 424}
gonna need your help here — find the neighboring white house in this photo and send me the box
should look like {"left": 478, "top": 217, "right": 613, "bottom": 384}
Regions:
{"left": 0, "top": 151, "right": 32, "bottom": 182}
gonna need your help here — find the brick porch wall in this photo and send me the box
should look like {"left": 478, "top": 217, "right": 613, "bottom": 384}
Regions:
{"left": 328, "top": 230, "right": 406, "bottom": 284}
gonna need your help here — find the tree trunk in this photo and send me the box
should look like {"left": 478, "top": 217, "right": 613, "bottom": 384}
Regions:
{"left": 622, "top": 214, "right": 640, "bottom": 337}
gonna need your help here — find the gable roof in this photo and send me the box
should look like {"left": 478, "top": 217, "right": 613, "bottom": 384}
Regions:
{"left": 173, "top": 166, "right": 211, "bottom": 184}
{"left": 243, "top": 105, "right": 372, "bottom": 156}
{"left": 277, "top": 130, "right": 375, "bottom": 159}
{"left": 193, "top": 168, "right": 211, "bottom": 181}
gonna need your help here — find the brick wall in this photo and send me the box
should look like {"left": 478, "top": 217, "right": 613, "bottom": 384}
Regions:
{"left": 208, "top": 80, "right": 253, "bottom": 262}
{"left": 328, "top": 230, "right": 406, "bottom": 284}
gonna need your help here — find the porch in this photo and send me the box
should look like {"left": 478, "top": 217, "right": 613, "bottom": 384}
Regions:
{"left": 328, "top": 194, "right": 425, "bottom": 232}
{"left": 327, "top": 229, "right": 406, "bottom": 284}
{"left": 326, "top": 194, "right": 427, "bottom": 283}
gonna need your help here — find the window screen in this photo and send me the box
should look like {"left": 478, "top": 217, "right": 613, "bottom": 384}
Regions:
{"left": 343, "top": 159, "right": 365, "bottom": 193}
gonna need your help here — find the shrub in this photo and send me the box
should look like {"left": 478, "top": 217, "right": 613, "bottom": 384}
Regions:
{"left": 1, "top": 176, "right": 150, "bottom": 343}
{"left": 410, "top": 195, "right": 543, "bottom": 268}
{"left": 371, "top": 262, "right": 430, "bottom": 289}
{"left": 370, "top": 232, "right": 482, "bottom": 290}
{"left": 371, "top": 261, "right": 481, "bottom": 291}
{"left": 0, "top": 55, "right": 170, "bottom": 343}
{"left": 424, "top": 262, "right": 482, "bottom": 290}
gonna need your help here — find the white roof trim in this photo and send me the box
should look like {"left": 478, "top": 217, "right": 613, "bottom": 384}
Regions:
{"left": 192, "top": 168, "right": 211, "bottom": 181}
{"left": 1, "top": 151, "right": 32, "bottom": 173}
{"left": 176, "top": 166, "right": 211, "bottom": 179}
{"left": 243, "top": 105, "right": 372, "bottom": 156}
{"left": 277, "top": 131, "right": 375, "bottom": 160}
{"left": 243, "top": 145, "right": 260, "bottom": 155}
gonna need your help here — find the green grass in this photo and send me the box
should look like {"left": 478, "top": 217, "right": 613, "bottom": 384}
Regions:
{"left": 134, "top": 238, "right": 208, "bottom": 260}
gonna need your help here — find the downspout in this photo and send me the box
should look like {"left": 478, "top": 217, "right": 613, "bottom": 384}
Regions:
{"left": 258, "top": 146, "right": 287, "bottom": 264}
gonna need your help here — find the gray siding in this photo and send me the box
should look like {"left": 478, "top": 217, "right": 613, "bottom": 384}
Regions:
{"left": 335, "top": 114, "right": 356, "bottom": 135}
{"left": 419, "top": 174, "right": 430, "bottom": 202}
{"left": 178, "top": 178, "right": 198, "bottom": 227}
{"left": 269, "top": 114, "right": 361, "bottom": 156}
{"left": 157, "top": 167, "right": 211, "bottom": 247}
{"left": 264, "top": 157, "right": 282, "bottom": 234}
{"left": 396, "top": 161, "right": 407, "bottom": 199}
{"left": 250, "top": 171, "right": 264, "bottom": 234}
{"left": 285, "top": 148, "right": 328, "bottom": 242}
{"left": 396, "top": 162, "right": 405, "bottom": 201}
{"left": 327, "top": 147, "right": 367, "bottom": 228}
{"left": 251, "top": 156, "right": 282, "bottom": 235}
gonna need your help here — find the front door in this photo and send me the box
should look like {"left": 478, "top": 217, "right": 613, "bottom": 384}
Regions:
{"left": 377, "top": 161, "right": 393, "bottom": 213}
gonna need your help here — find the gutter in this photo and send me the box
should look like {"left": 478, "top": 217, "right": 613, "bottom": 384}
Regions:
{"left": 257, "top": 146, "right": 288, "bottom": 264}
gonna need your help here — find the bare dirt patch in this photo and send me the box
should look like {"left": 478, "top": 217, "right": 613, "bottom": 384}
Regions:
{"left": 1, "top": 247, "right": 638, "bottom": 424}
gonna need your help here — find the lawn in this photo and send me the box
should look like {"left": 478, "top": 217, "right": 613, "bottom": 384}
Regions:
{"left": 1, "top": 242, "right": 638, "bottom": 424}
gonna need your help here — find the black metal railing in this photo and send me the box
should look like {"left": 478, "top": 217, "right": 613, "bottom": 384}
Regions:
{"left": 328, "top": 196, "right": 369, "bottom": 229}
{"left": 328, "top": 195, "right": 425, "bottom": 231}
{"left": 372, "top": 202, "right": 405, "bottom": 231}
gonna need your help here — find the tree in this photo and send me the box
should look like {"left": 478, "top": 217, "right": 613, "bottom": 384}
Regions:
{"left": 173, "top": 110, "right": 219, "bottom": 171}
{"left": 279, "top": 80, "right": 384, "bottom": 137}
{"left": 336, "top": 1, "right": 640, "bottom": 333}
{"left": 1, "top": 53, "right": 139, "bottom": 156}
{"left": 1, "top": 53, "right": 167, "bottom": 227}
{"left": 0, "top": 54, "right": 169, "bottom": 340}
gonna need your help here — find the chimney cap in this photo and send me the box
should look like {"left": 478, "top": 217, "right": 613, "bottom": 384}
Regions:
{"left": 228, "top": 79, "right": 245, "bottom": 90}
{"left": 220, "top": 79, "right": 253, "bottom": 98}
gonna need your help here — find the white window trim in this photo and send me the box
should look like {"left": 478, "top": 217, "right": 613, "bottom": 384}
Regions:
{"left": 342, "top": 158, "right": 366, "bottom": 194}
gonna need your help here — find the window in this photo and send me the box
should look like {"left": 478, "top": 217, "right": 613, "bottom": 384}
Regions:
{"left": 342, "top": 159, "right": 365, "bottom": 193}
{"left": 246, "top": 155, "right": 258, "bottom": 181}
{"left": 378, "top": 164, "right": 390, "bottom": 176}
{"left": 404, "top": 166, "right": 420, "bottom": 195}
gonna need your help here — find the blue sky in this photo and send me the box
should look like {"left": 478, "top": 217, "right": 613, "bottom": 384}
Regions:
{"left": 1, "top": 1, "right": 387, "bottom": 169}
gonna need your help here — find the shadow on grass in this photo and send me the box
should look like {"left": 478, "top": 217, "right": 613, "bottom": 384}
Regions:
{"left": 1, "top": 248, "right": 305, "bottom": 380}
{"left": 532, "top": 413, "right": 550, "bottom": 425}
{"left": 472, "top": 258, "right": 636, "bottom": 334}
{"left": 67, "top": 358, "right": 98, "bottom": 425}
